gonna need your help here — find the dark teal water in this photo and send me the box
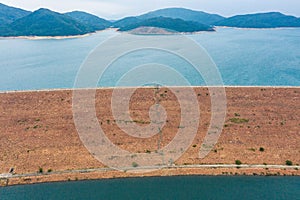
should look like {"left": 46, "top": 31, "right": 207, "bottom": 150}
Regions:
{"left": 0, "top": 28, "right": 299, "bottom": 91}
{"left": 0, "top": 176, "right": 299, "bottom": 200}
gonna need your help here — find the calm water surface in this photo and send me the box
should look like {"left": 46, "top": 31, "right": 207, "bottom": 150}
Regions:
{"left": 0, "top": 176, "right": 299, "bottom": 200}
{"left": 0, "top": 28, "right": 299, "bottom": 91}
{"left": 0, "top": 29, "right": 300, "bottom": 199}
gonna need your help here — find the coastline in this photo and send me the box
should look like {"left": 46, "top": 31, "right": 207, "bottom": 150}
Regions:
{"left": 215, "top": 26, "right": 300, "bottom": 30}
{"left": 0, "top": 86, "right": 299, "bottom": 186}
{"left": 3, "top": 166, "right": 300, "bottom": 187}
{"left": 0, "top": 85, "right": 299, "bottom": 94}
{"left": 0, "top": 29, "right": 117, "bottom": 40}
{"left": 1, "top": 26, "right": 299, "bottom": 41}
{"left": 0, "top": 33, "right": 93, "bottom": 40}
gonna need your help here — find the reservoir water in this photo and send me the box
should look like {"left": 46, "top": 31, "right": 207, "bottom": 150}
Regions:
{"left": 0, "top": 28, "right": 299, "bottom": 91}
{"left": 0, "top": 176, "right": 299, "bottom": 200}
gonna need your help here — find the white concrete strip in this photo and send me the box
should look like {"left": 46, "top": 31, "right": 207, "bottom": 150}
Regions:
{"left": 0, "top": 86, "right": 299, "bottom": 94}
{"left": 2, "top": 164, "right": 299, "bottom": 179}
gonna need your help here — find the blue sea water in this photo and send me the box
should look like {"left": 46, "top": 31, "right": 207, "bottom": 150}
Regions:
{"left": 0, "top": 28, "right": 299, "bottom": 91}
{"left": 0, "top": 176, "right": 299, "bottom": 200}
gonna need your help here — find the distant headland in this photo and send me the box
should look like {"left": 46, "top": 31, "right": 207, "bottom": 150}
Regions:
{"left": 1, "top": 3, "right": 300, "bottom": 36}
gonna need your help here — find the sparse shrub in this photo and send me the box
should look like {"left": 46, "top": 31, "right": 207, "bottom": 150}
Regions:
{"left": 259, "top": 147, "right": 265, "bottom": 152}
{"left": 286, "top": 160, "right": 293, "bottom": 166}
{"left": 47, "top": 169, "right": 52, "bottom": 173}
{"left": 235, "top": 160, "right": 242, "bottom": 165}
{"left": 192, "top": 144, "right": 197, "bottom": 148}
{"left": 145, "top": 150, "right": 151, "bottom": 153}
{"left": 234, "top": 113, "right": 240, "bottom": 117}
{"left": 38, "top": 167, "right": 43, "bottom": 173}
{"left": 132, "top": 162, "right": 139, "bottom": 168}
{"left": 230, "top": 118, "right": 249, "bottom": 124}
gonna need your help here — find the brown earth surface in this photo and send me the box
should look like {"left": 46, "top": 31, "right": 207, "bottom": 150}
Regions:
{"left": 0, "top": 87, "right": 299, "bottom": 186}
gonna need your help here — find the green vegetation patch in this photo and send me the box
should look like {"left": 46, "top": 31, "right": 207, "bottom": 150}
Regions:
{"left": 235, "top": 160, "right": 242, "bottom": 165}
{"left": 132, "top": 162, "right": 139, "bottom": 168}
{"left": 285, "top": 160, "right": 293, "bottom": 166}
{"left": 229, "top": 118, "right": 249, "bottom": 124}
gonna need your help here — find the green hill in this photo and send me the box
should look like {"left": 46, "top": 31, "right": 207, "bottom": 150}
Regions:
{"left": 112, "top": 17, "right": 142, "bottom": 29}
{"left": 215, "top": 12, "right": 300, "bottom": 28}
{"left": 118, "top": 16, "right": 214, "bottom": 32}
{"left": 0, "top": 3, "right": 30, "bottom": 25}
{"left": 0, "top": 8, "right": 93, "bottom": 36}
{"left": 138, "top": 8, "right": 225, "bottom": 25}
{"left": 1, "top": 3, "right": 300, "bottom": 37}
{"left": 65, "top": 11, "right": 111, "bottom": 31}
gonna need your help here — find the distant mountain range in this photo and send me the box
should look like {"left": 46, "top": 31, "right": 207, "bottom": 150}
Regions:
{"left": 65, "top": 11, "right": 111, "bottom": 31}
{"left": 0, "top": 8, "right": 93, "bottom": 36}
{"left": 118, "top": 17, "right": 214, "bottom": 32}
{"left": 0, "top": 3, "right": 30, "bottom": 25}
{"left": 138, "top": 8, "right": 225, "bottom": 25}
{"left": 215, "top": 12, "right": 300, "bottom": 28}
{"left": 0, "top": 3, "right": 300, "bottom": 37}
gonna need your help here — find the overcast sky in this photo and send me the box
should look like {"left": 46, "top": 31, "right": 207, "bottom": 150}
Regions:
{"left": 2, "top": 0, "right": 300, "bottom": 19}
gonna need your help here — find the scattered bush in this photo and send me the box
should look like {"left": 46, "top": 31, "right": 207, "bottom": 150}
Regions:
{"left": 38, "top": 167, "right": 43, "bottom": 173}
{"left": 192, "top": 144, "right": 197, "bottom": 148}
{"left": 259, "top": 147, "right": 265, "bottom": 152}
{"left": 286, "top": 160, "right": 293, "bottom": 166}
{"left": 230, "top": 118, "right": 249, "bottom": 124}
{"left": 132, "top": 162, "right": 139, "bottom": 168}
{"left": 235, "top": 160, "right": 242, "bottom": 165}
{"left": 234, "top": 113, "right": 240, "bottom": 117}
{"left": 145, "top": 150, "right": 151, "bottom": 153}
{"left": 47, "top": 169, "right": 52, "bottom": 173}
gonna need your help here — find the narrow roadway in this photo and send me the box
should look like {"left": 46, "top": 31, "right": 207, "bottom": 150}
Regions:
{"left": 1, "top": 164, "right": 299, "bottom": 179}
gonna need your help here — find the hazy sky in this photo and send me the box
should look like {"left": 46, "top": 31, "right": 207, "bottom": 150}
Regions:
{"left": 2, "top": 0, "right": 300, "bottom": 19}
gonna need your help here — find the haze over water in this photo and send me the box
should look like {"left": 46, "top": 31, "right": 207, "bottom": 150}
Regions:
{"left": 0, "top": 28, "right": 299, "bottom": 91}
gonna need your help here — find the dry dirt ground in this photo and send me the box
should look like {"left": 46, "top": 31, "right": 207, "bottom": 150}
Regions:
{"left": 0, "top": 87, "right": 299, "bottom": 185}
